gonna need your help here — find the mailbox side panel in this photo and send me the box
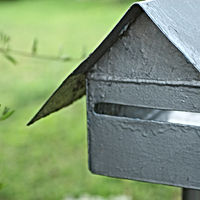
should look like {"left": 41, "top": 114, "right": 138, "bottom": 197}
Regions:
{"left": 86, "top": 79, "right": 200, "bottom": 189}
{"left": 86, "top": 9, "right": 200, "bottom": 190}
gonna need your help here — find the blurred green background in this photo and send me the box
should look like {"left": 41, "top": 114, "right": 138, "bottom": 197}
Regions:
{"left": 0, "top": 0, "right": 181, "bottom": 199}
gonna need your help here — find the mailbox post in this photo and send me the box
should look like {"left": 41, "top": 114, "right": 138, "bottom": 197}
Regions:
{"left": 29, "top": 0, "right": 200, "bottom": 199}
{"left": 183, "top": 189, "right": 200, "bottom": 200}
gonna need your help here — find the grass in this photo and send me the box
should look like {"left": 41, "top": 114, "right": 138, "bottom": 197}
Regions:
{"left": 0, "top": 0, "right": 181, "bottom": 199}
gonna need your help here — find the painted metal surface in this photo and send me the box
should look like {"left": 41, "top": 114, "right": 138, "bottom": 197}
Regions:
{"left": 85, "top": 11, "right": 200, "bottom": 187}
{"left": 28, "top": 0, "right": 200, "bottom": 125}
{"left": 28, "top": 0, "right": 200, "bottom": 189}
{"left": 94, "top": 103, "right": 200, "bottom": 126}
{"left": 27, "top": 5, "right": 142, "bottom": 125}
{"left": 88, "top": 79, "right": 200, "bottom": 113}
{"left": 87, "top": 79, "right": 200, "bottom": 189}
{"left": 27, "top": 74, "right": 86, "bottom": 125}
{"left": 88, "top": 114, "right": 200, "bottom": 189}
{"left": 92, "top": 13, "right": 200, "bottom": 82}
{"left": 139, "top": 0, "right": 200, "bottom": 72}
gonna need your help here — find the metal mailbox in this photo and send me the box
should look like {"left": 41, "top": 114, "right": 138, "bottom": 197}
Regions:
{"left": 29, "top": 0, "right": 200, "bottom": 193}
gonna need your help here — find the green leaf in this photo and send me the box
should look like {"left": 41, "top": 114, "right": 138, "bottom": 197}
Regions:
{"left": 0, "top": 183, "right": 3, "bottom": 190}
{"left": 0, "top": 111, "right": 15, "bottom": 121}
{"left": 0, "top": 32, "right": 10, "bottom": 45}
{"left": 0, "top": 106, "right": 15, "bottom": 121}
{"left": 61, "top": 55, "right": 70, "bottom": 62}
{"left": 32, "top": 38, "right": 38, "bottom": 55}
{"left": 4, "top": 53, "right": 17, "bottom": 65}
{"left": 2, "top": 107, "right": 9, "bottom": 115}
{"left": 81, "top": 46, "right": 87, "bottom": 59}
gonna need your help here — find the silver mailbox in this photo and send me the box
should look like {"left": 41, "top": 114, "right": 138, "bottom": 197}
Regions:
{"left": 29, "top": 0, "right": 200, "bottom": 190}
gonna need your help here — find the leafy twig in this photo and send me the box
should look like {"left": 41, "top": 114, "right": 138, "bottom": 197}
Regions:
{"left": 0, "top": 47, "right": 78, "bottom": 62}
{"left": 0, "top": 32, "right": 81, "bottom": 64}
{"left": 0, "top": 104, "right": 14, "bottom": 121}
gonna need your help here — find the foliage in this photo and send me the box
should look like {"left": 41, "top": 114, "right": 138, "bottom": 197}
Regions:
{"left": 0, "top": 105, "right": 14, "bottom": 121}
{"left": 0, "top": 31, "right": 78, "bottom": 63}
{"left": 0, "top": 32, "right": 17, "bottom": 65}
{"left": 0, "top": 104, "right": 14, "bottom": 190}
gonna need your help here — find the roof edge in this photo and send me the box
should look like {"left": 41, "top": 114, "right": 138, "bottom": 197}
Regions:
{"left": 27, "top": 3, "right": 144, "bottom": 126}
{"left": 72, "top": 4, "right": 143, "bottom": 76}
{"left": 29, "top": 0, "right": 200, "bottom": 126}
{"left": 28, "top": 0, "right": 200, "bottom": 126}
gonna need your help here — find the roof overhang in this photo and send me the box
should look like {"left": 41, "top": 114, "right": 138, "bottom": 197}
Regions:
{"left": 28, "top": 0, "right": 200, "bottom": 125}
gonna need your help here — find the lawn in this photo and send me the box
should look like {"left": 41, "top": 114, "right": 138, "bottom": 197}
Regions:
{"left": 0, "top": 0, "right": 180, "bottom": 199}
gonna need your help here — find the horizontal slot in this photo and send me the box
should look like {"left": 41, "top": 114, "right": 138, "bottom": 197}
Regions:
{"left": 94, "top": 103, "right": 200, "bottom": 126}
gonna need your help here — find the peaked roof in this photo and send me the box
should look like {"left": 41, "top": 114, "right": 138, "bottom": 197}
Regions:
{"left": 28, "top": 0, "right": 200, "bottom": 125}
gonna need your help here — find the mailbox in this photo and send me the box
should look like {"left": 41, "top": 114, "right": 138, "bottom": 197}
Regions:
{"left": 28, "top": 0, "right": 200, "bottom": 193}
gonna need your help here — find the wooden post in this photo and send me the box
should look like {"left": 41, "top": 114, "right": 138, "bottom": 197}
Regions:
{"left": 182, "top": 188, "right": 200, "bottom": 200}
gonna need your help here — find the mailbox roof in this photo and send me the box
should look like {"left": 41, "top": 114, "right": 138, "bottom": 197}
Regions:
{"left": 28, "top": 0, "right": 200, "bottom": 125}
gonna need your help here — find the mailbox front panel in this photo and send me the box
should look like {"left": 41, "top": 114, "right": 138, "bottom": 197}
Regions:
{"left": 87, "top": 78, "right": 200, "bottom": 189}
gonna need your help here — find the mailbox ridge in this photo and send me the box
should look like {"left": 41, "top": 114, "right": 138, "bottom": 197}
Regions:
{"left": 28, "top": 0, "right": 200, "bottom": 125}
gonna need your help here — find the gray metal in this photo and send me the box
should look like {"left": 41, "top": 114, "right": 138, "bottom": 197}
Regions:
{"left": 139, "top": 0, "right": 200, "bottom": 72}
{"left": 87, "top": 79, "right": 200, "bottom": 189}
{"left": 28, "top": 0, "right": 200, "bottom": 125}
{"left": 88, "top": 80, "right": 200, "bottom": 113}
{"left": 92, "top": 13, "right": 200, "bottom": 82}
{"left": 85, "top": 10, "right": 200, "bottom": 189}
{"left": 94, "top": 103, "right": 200, "bottom": 126}
{"left": 27, "top": 5, "right": 143, "bottom": 125}
{"left": 183, "top": 189, "right": 200, "bottom": 200}
{"left": 28, "top": 0, "right": 200, "bottom": 193}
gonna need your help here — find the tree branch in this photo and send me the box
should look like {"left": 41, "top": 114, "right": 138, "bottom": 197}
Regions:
{"left": 0, "top": 47, "right": 80, "bottom": 62}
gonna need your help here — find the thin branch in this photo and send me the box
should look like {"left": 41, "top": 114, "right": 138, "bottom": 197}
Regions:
{"left": 0, "top": 47, "right": 80, "bottom": 62}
